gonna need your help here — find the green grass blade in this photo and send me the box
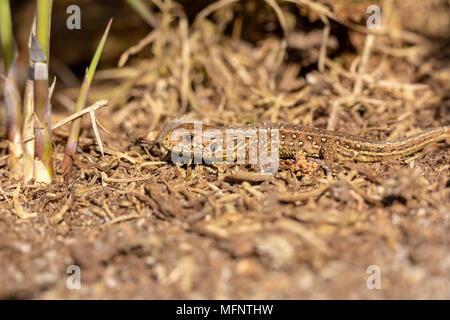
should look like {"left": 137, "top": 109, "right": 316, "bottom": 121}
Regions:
{"left": 36, "top": 0, "right": 51, "bottom": 59}
{"left": 62, "top": 19, "right": 113, "bottom": 175}
{"left": 36, "top": 0, "right": 52, "bottom": 139}
{"left": 0, "top": 0, "right": 14, "bottom": 73}
{"left": 87, "top": 18, "right": 113, "bottom": 86}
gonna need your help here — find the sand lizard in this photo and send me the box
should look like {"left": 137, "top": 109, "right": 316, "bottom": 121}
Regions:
{"left": 156, "top": 121, "right": 449, "bottom": 163}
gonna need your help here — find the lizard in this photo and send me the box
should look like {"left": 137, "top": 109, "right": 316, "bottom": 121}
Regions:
{"left": 154, "top": 120, "right": 449, "bottom": 164}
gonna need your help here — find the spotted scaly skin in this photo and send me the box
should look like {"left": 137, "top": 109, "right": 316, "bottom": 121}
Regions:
{"left": 157, "top": 121, "right": 449, "bottom": 163}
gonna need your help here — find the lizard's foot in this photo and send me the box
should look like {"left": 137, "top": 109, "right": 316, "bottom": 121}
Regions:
{"left": 278, "top": 152, "right": 324, "bottom": 178}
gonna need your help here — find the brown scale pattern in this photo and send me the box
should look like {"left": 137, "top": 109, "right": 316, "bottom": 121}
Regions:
{"left": 157, "top": 122, "right": 449, "bottom": 163}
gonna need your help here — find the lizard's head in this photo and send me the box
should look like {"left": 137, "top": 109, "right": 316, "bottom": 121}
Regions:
{"left": 156, "top": 120, "right": 223, "bottom": 163}
{"left": 156, "top": 120, "right": 195, "bottom": 152}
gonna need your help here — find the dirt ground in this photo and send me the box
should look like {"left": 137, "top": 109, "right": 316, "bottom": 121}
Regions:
{"left": 0, "top": 0, "right": 449, "bottom": 299}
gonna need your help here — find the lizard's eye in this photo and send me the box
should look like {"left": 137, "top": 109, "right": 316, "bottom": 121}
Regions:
{"left": 166, "top": 128, "right": 194, "bottom": 147}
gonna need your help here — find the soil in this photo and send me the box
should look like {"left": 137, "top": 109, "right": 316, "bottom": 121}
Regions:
{"left": 0, "top": 0, "right": 449, "bottom": 299}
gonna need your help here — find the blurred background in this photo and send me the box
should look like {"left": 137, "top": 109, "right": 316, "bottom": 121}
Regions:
{"left": 8, "top": 0, "right": 449, "bottom": 80}
{"left": 0, "top": 0, "right": 449, "bottom": 300}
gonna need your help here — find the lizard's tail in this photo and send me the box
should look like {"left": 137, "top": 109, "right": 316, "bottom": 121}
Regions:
{"left": 381, "top": 126, "right": 449, "bottom": 158}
